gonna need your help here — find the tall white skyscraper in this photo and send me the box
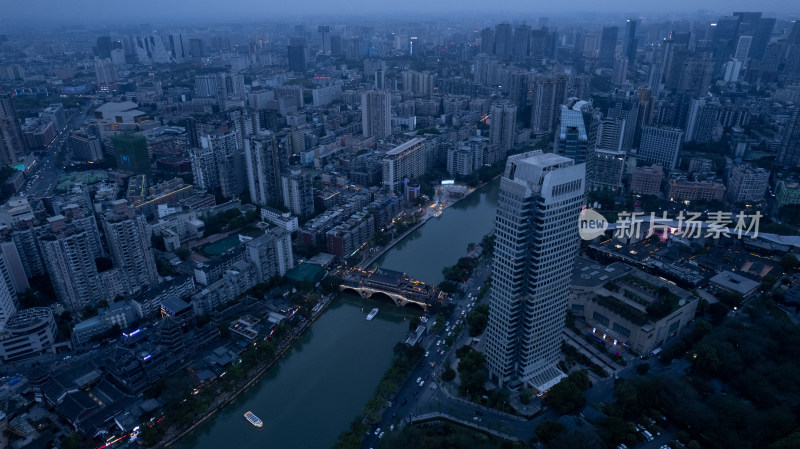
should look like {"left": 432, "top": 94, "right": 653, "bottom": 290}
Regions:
{"left": 485, "top": 151, "right": 586, "bottom": 391}
{"left": 361, "top": 90, "right": 392, "bottom": 140}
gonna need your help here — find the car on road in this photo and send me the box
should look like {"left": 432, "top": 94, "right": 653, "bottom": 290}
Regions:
{"left": 436, "top": 340, "right": 442, "bottom": 346}
{"left": 416, "top": 377, "right": 422, "bottom": 383}
{"left": 374, "top": 428, "right": 381, "bottom": 435}
{"left": 424, "top": 351, "right": 429, "bottom": 357}
{"left": 389, "top": 424, "right": 394, "bottom": 431}
{"left": 379, "top": 432, "right": 384, "bottom": 438}
{"left": 419, "top": 380, "right": 424, "bottom": 387}
{"left": 401, "top": 398, "right": 407, "bottom": 406}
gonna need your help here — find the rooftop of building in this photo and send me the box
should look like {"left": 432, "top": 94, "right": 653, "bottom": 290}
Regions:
{"left": 385, "top": 137, "right": 426, "bottom": 156}
{"left": 709, "top": 270, "right": 761, "bottom": 295}
{"left": 572, "top": 256, "right": 632, "bottom": 288}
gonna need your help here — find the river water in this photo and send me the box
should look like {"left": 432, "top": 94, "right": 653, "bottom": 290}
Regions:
{"left": 372, "top": 179, "right": 500, "bottom": 283}
{"left": 175, "top": 180, "right": 499, "bottom": 449}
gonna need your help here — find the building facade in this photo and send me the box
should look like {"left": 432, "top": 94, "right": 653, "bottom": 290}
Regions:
{"left": 382, "top": 138, "right": 427, "bottom": 193}
{"left": 637, "top": 126, "right": 683, "bottom": 170}
{"left": 361, "top": 90, "right": 392, "bottom": 140}
{"left": 485, "top": 151, "right": 586, "bottom": 391}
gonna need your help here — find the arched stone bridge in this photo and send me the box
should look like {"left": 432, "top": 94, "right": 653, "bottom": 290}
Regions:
{"left": 338, "top": 267, "right": 440, "bottom": 310}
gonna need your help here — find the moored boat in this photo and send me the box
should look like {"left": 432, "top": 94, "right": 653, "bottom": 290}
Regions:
{"left": 366, "top": 308, "right": 379, "bottom": 320}
{"left": 244, "top": 411, "right": 263, "bottom": 428}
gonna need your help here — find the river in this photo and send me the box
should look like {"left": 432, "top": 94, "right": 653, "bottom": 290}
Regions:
{"left": 174, "top": 179, "right": 499, "bottom": 449}
{"left": 372, "top": 179, "right": 500, "bottom": 283}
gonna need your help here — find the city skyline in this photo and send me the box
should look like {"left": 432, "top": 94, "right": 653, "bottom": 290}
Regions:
{"left": 0, "top": 5, "right": 799, "bottom": 449}
{"left": 3, "top": 1, "right": 800, "bottom": 25}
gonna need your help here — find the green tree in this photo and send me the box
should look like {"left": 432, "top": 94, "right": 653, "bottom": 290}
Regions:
{"left": 140, "top": 425, "right": 164, "bottom": 447}
{"left": 691, "top": 343, "right": 721, "bottom": 374}
{"left": 174, "top": 247, "right": 191, "bottom": 260}
{"left": 442, "top": 367, "right": 456, "bottom": 381}
{"left": 772, "top": 430, "right": 800, "bottom": 449}
{"left": 535, "top": 419, "right": 566, "bottom": 443}
{"left": 438, "top": 280, "right": 460, "bottom": 294}
{"left": 466, "top": 304, "right": 490, "bottom": 337}
{"left": 781, "top": 253, "right": 798, "bottom": 273}
{"left": 457, "top": 350, "right": 488, "bottom": 396}
{"left": 762, "top": 275, "right": 779, "bottom": 290}
{"left": 408, "top": 316, "right": 421, "bottom": 332}
{"left": 62, "top": 432, "right": 84, "bottom": 449}
{"left": 547, "top": 370, "right": 592, "bottom": 414}
{"left": 519, "top": 389, "right": 532, "bottom": 404}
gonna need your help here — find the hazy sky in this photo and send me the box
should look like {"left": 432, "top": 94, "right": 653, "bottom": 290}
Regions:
{"left": 3, "top": 0, "right": 798, "bottom": 24}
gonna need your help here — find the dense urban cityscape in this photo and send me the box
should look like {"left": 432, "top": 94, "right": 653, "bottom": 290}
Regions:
{"left": 0, "top": 3, "right": 800, "bottom": 449}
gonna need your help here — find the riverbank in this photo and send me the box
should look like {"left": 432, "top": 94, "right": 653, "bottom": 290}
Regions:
{"left": 155, "top": 295, "right": 335, "bottom": 448}
{"left": 358, "top": 179, "right": 496, "bottom": 271}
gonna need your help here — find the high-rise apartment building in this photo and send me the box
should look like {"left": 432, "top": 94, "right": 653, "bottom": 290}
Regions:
{"left": 485, "top": 151, "right": 586, "bottom": 390}
{"left": 495, "top": 23, "right": 513, "bottom": 59}
{"left": 0, "top": 93, "right": 24, "bottom": 165}
{"left": 0, "top": 267, "right": 16, "bottom": 333}
{"left": 589, "top": 148, "right": 626, "bottom": 191}
{"left": 96, "top": 36, "right": 113, "bottom": 59}
{"left": 778, "top": 107, "right": 800, "bottom": 167}
{"left": 111, "top": 133, "right": 151, "bottom": 175}
{"left": 490, "top": 102, "right": 516, "bottom": 161}
{"left": 201, "top": 130, "right": 245, "bottom": 198}
{"left": 598, "top": 26, "right": 619, "bottom": 68}
{"left": 245, "top": 134, "right": 283, "bottom": 207}
{"left": 685, "top": 98, "right": 720, "bottom": 143}
{"left": 168, "top": 33, "right": 188, "bottom": 63}
{"left": 513, "top": 24, "right": 532, "bottom": 60}
{"left": 281, "top": 168, "right": 315, "bottom": 219}
{"left": 623, "top": 19, "right": 637, "bottom": 66}
{"left": 95, "top": 58, "right": 117, "bottom": 85}
{"left": 638, "top": 126, "right": 684, "bottom": 170}
{"left": 480, "top": 28, "right": 495, "bottom": 55}
{"left": 0, "top": 241, "right": 29, "bottom": 294}
{"left": 530, "top": 74, "right": 568, "bottom": 136}
{"left": 39, "top": 216, "right": 104, "bottom": 312}
{"left": 734, "top": 35, "right": 753, "bottom": 62}
{"left": 287, "top": 38, "right": 306, "bottom": 73}
{"left": 190, "top": 146, "right": 218, "bottom": 192}
{"left": 102, "top": 199, "right": 160, "bottom": 293}
{"left": 361, "top": 90, "right": 392, "bottom": 140}
{"left": 382, "top": 138, "right": 427, "bottom": 193}
{"left": 612, "top": 56, "right": 628, "bottom": 86}
{"left": 402, "top": 70, "right": 436, "bottom": 96}
{"left": 556, "top": 104, "right": 589, "bottom": 163}
{"left": 727, "top": 164, "right": 770, "bottom": 204}
{"left": 245, "top": 229, "right": 294, "bottom": 283}
{"left": 607, "top": 89, "right": 639, "bottom": 152}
